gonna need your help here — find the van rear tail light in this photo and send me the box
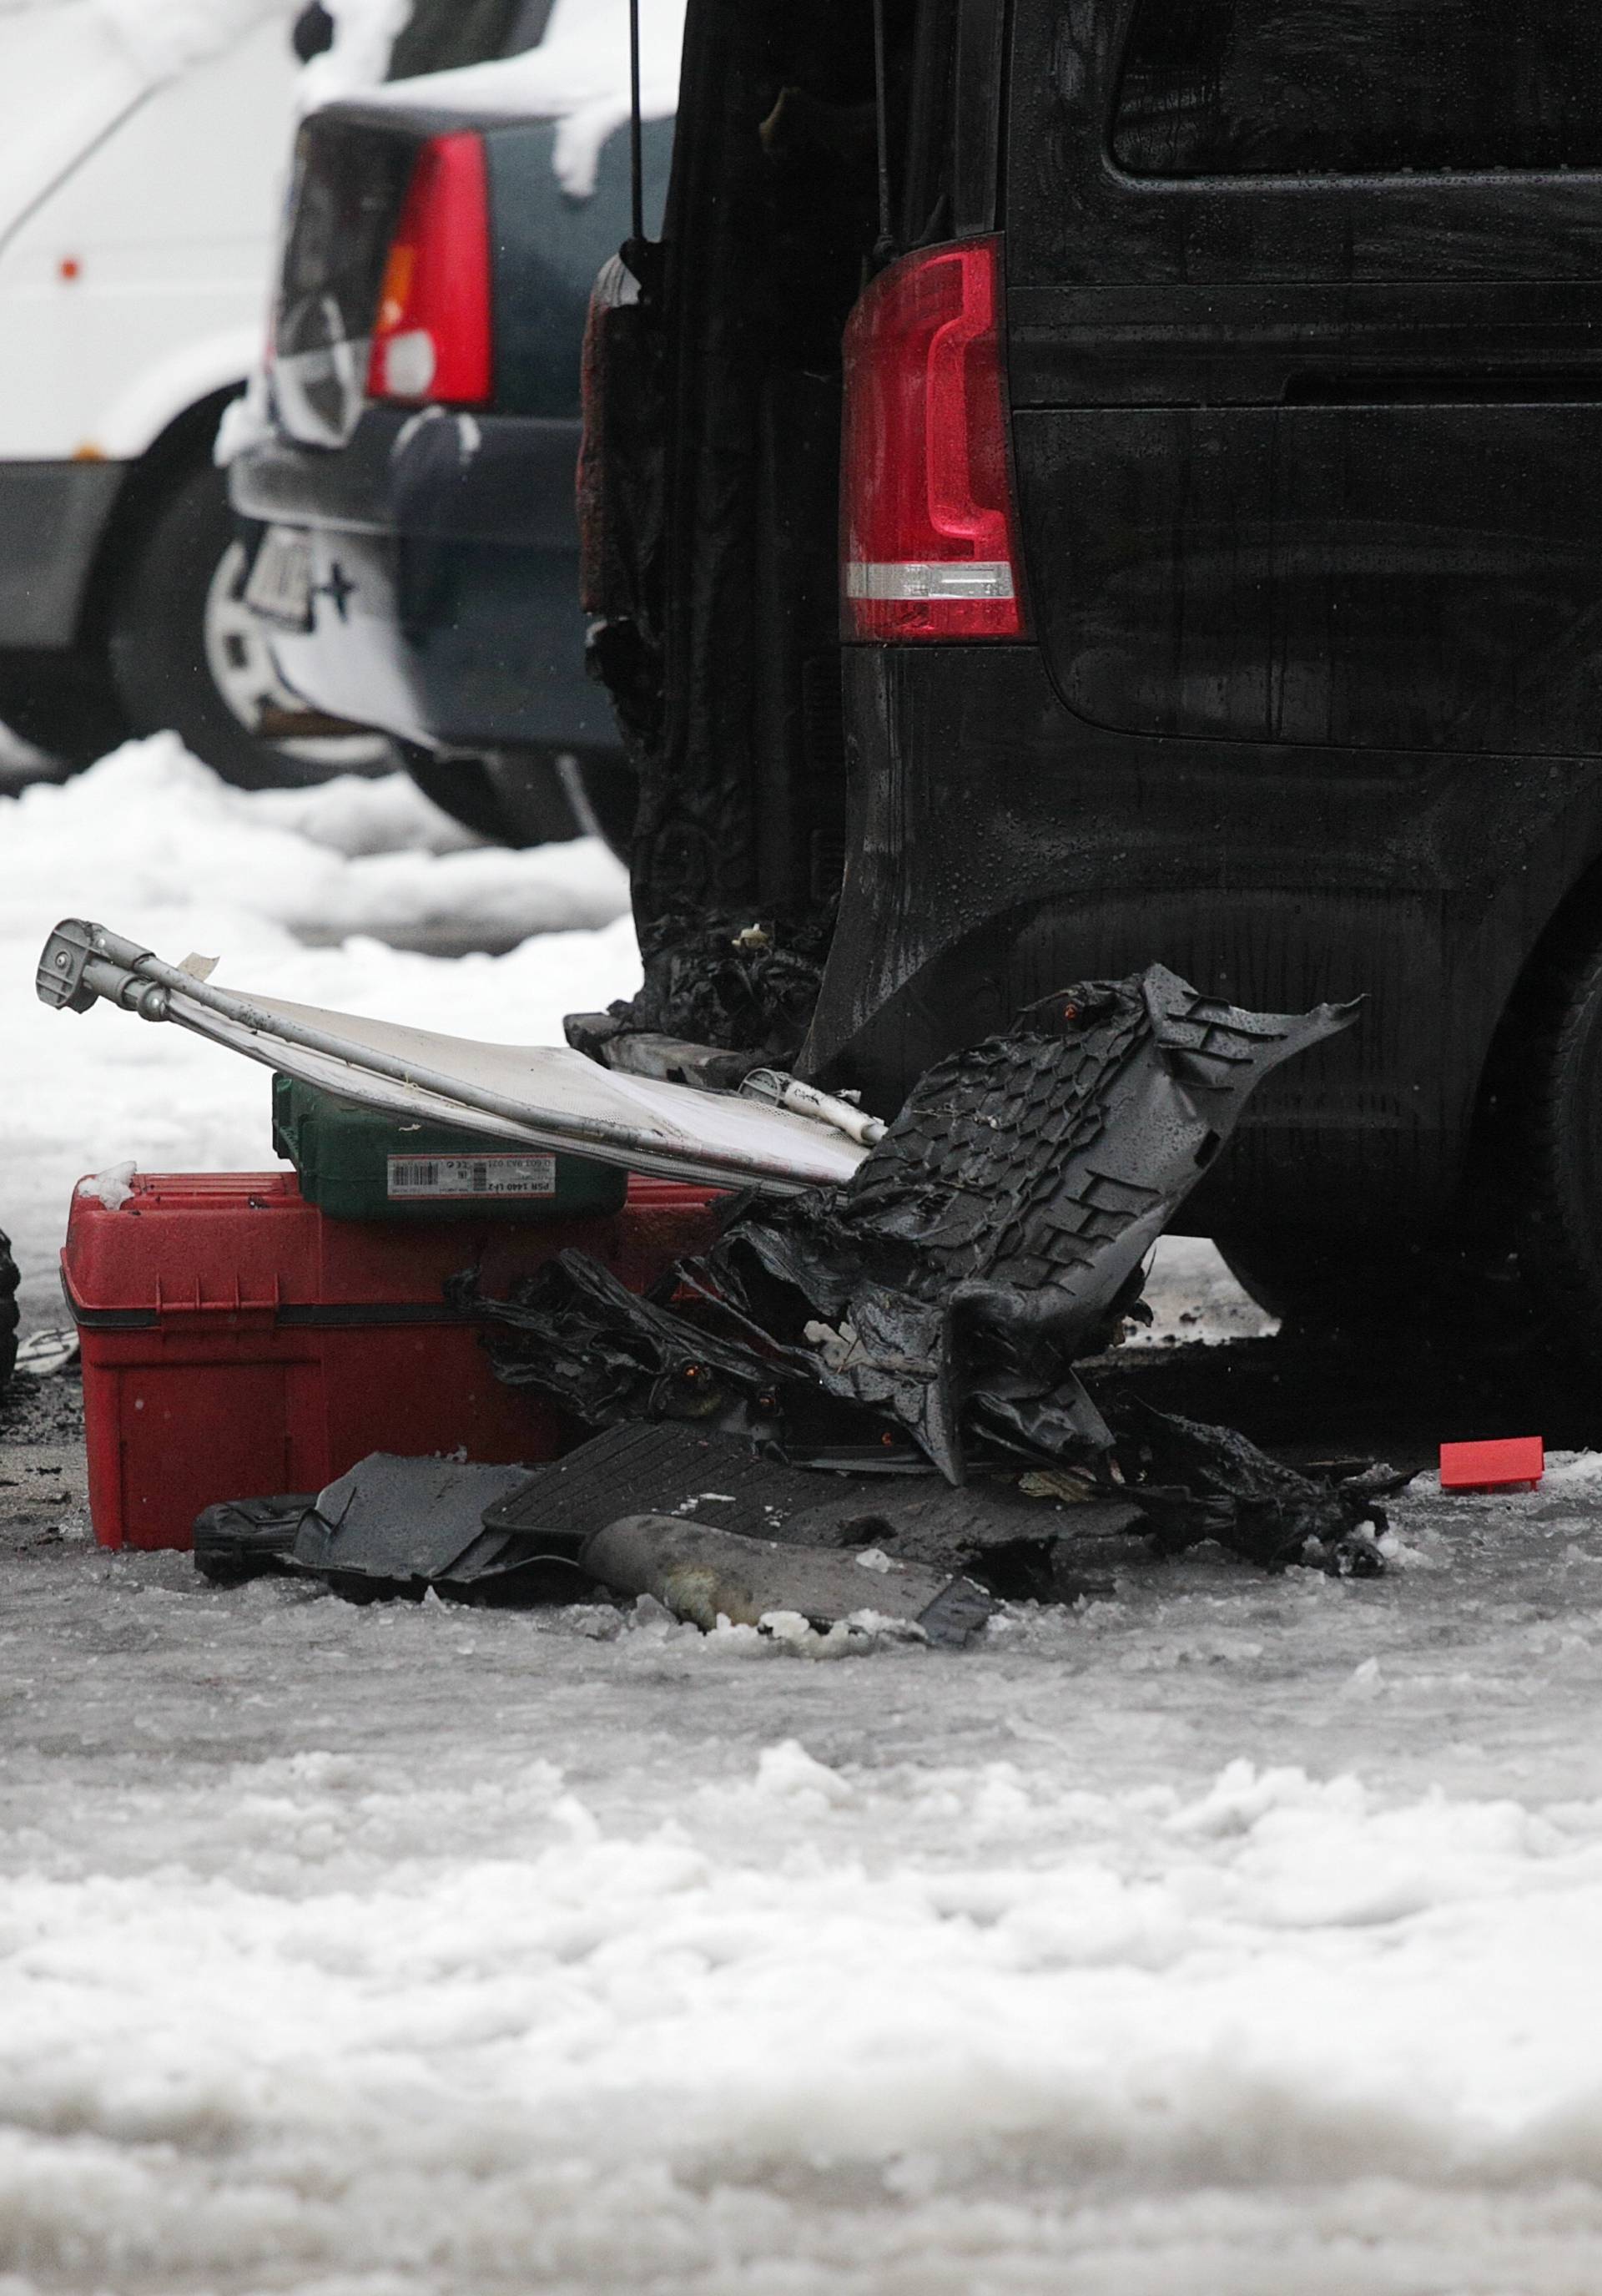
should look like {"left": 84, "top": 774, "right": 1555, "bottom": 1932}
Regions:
{"left": 841, "top": 235, "right": 1024, "bottom": 642}
{"left": 367, "top": 133, "right": 492, "bottom": 406}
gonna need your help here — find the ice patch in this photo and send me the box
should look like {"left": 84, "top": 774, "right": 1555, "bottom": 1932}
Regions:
{"left": 756, "top": 1608, "right": 924, "bottom": 1662}
{"left": 752, "top": 1739, "right": 854, "bottom": 1805}
{"left": 1543, "top": 1451, "right": 1602, "bottom": 1491}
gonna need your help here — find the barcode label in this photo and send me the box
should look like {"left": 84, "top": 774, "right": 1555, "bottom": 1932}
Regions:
{"left": 387, "top": 1153, "right": 558, "bottom": 1201}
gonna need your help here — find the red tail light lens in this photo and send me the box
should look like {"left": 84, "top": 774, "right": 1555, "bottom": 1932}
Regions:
{"left": 367, "top": 133, "right": 492, "bottom": 406}
{"left": 841, "top": 235, "right": 1023, "bottom": 641}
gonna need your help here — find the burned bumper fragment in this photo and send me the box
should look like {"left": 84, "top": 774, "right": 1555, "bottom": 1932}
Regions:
{"left": 469, "top": 967, "right": 1358, "bottom": 1501}
{"left": 716, "top": 966, "right": 1355, "bottom": 1479}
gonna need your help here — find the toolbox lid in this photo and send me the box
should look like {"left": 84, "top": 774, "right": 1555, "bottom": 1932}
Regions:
{"left": 270, "top": 1074, "right": 629, "bottom": 1224}
{"left": 62, "top": 1169, "right": 719, "bottom": 1329}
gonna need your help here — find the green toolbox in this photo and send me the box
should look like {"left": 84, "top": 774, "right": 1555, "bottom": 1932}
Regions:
{"left": 271, "top": 1075, "right": 629, "bottom": 1224}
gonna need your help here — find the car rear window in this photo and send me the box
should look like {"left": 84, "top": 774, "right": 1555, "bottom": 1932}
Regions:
{"left": 1112, "top": 0, "right": 1602, "bottom": 178}
{"left": 386, "top": 0, "right": 555, "bottom": 80}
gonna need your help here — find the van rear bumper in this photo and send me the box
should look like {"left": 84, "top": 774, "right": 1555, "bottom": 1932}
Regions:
{"left": 0, "top": 460, "right": 123, "bottom": 648}
{"left": 806, "top": 644, "right": 1602, "bottom": 1234}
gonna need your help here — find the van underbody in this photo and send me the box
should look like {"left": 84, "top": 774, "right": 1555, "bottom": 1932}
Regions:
{"left": 593, "top": 0, "right": 1602, "bottom": 1273}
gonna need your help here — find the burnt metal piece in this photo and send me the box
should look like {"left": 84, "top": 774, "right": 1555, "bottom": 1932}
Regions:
{"left": 1121, "top": 1404, "right": 1396, "bottom": 1577}
{"left": 557, "top": 1031, "right": 768, "bottom": 1090}
{"left": 578, "top": 1512, "right": 992, "bottom": 1644}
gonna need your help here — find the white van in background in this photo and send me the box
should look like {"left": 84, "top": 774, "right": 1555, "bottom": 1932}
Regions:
{"left": 0, "top": 0, "right": 386, "bottom": 785}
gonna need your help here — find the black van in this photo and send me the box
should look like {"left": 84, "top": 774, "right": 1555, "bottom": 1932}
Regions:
{"left": 233, "top": 0, "right": 665, "bottom": 848}
{"left": 586, "top": 0, "right": 1602, "bottom": 1340}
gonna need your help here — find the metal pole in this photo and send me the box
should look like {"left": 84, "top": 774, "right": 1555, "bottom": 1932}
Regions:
{"left": 872, "top": 0, "right": 895, "bottom": 266}
{"left": 37, "top": 921, "right": 852, "bottom": 1196}
{"left": 629, "top": 0, "right": 645, "bottom": 249}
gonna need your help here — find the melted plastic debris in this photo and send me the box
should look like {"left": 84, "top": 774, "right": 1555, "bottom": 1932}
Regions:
{"left": 1120, "top": 1403, "right": 1405, "bottom": 1578}
{"left": 475, "top": 971, "right": 1364, "bottom": 1583}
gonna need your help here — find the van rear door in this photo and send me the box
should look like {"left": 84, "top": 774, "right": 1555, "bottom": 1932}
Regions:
{"left": 1006, "top": 0, "right": 1602, "bottom": 762}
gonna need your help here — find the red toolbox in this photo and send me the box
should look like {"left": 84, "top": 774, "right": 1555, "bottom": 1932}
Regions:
{"left": 63, "top": 1171, "right": 723, "bottom": 1552}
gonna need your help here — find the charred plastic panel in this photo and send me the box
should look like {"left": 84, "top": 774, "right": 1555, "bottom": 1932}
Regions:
{"left": 804, "top": 644, "right": 1602, "bottom": 1230}
{"left": 731, "top": 967, "right": 1352, "bottom": 1477}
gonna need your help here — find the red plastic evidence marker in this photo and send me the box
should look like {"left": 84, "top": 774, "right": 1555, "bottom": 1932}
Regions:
{"left": 1438, "top": 1436, "right": 1545, "bottom": 1494}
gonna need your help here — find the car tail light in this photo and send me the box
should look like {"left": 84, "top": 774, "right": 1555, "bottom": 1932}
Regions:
{"left": 841, "top": 235, "right": 1024, "bottom": 642}
{"left": 367, "top": 133, "right": 492, "bottom": 406}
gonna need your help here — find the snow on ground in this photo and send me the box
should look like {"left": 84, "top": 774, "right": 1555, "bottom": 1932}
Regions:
{"left": 1128, "top": 1234, "right": 1276, "bottom": 1349}
{"left": 1, "top": 736, "right": 638, "bottom": 1325}
{"left": 8, "top": 1461, "right": 1602, "bottom": 2292}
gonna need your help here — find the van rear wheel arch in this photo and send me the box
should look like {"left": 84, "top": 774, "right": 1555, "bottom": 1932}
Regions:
{"left": 1472, "top": 868, "right": 1602, "bottom": 1359}
{"left": 1227, "top": 848, "right": 1602, "bottom": 1353}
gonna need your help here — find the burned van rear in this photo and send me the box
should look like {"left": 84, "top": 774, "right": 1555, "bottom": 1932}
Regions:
{"left": 593, "top": 0, "right": 1602, "bottom": 1336}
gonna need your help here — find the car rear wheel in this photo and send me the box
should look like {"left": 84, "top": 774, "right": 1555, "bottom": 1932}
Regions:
{"left": 109, "top": 460, "right": 394, "bottom": 791}
{"left": 400, "top": 742, "right": 582, "bottom": 849}
{"left": 570, "top": 753, "right": 637, "bottom": 864}
{"left": 1215, "top": 1234, "right": 1423, "bottom": 1337}
{"left": 0, "top": 1230, "right": 18, "bottom": 1399}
